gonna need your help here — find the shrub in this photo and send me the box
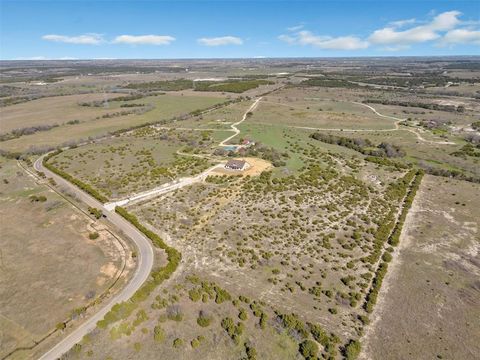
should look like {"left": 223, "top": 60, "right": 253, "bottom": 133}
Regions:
{"left": 188, "top": 288, "right": 201, "bottom": 302}
{"left": 238, "top": 308, "right": 248, "bottom": 321}
{"left": 89, "top": 232, "right": 99, "bottom": 240}
{"left": 344, "top": 339, "right": 361, "bottom": 360}
{"left": 166, "top": 305, "right": 183, "bottom": 321}
{"left": 173, "top": 338, "right": 184, "bottom": 348}
{"left": 153, "top": 325, "right": 165, "bottom": 343}
{"left": 30, "top": 195, "right": 47, "bottom": 202}
{"left": 382, "top": 252, "right": 392, "bottom": 262}
{"left": 214, "top": 285, "right": 231, "bottom": 304}
{"left": 197, "top": 310, "right": 212, "bottom": 327}
{"left": 88, "top": 207, "right": 103, "bottom": 219}
{"left": 299, "top": 340, "right": 318, "bottom": 359}
{"left": 191, "top": 338, "right": 200, "bottom": 348}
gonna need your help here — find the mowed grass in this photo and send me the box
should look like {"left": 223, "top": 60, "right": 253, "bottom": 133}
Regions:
{"left": 0, "top": 93, "right": 226, "bottom": 153}
{"left": 0, "top": 159, "right": 124, "bottom": 358}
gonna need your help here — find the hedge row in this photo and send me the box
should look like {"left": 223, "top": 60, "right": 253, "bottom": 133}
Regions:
{"left": 364, "top": 171, "right": 423, "bottom": 313}
{"left": 388, "top": 170, "right": 424, "bottom": 246}
{"left": 43, "top": 150, "right": 109, "bottom": 203}
{"left": 364, "top": 170, "right": 417, "bottom": 264}
{"left": 97, "top": 206, "right": 181, "bottom": 328}
{"left": 364, "top": 262, "right": 388, "bottom": 313}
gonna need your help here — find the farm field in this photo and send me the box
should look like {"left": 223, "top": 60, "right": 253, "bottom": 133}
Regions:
{"left": 0, "top": 93, "right": 128, "bottom": 133}
{"left": 0, "top": 159, "right": 133, "bottom": 359}
{"left": 0, "top": 93, "right": 226, "bottom": 153}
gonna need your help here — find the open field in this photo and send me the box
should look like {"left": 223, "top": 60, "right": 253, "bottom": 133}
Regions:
{"left": 0, "top": 93, "right": 226, "bottom": 153}
{"left": 361, "top": 175, "right": 480, "bottom": 359}
{"left": 0, "top": 93, "right": 127, "bottom": 133}
{"left": 0, "top": 159, "right": 132, "bottom": 359}
{"left": 250, "top": 97, "right": 395, "bottom": 130}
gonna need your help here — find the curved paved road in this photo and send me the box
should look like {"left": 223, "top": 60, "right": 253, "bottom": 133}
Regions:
{"left": 34, "top": 156, "right": 154, "bottom": 360}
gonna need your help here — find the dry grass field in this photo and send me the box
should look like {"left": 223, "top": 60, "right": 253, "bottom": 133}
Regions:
{"left": 361, "top": 175, "right": 480, "bottom": 360}
{"left": 0, "top": 93, "right": 226, "bottom": 153}
{"left": 0, "top": 159, "right": 132, "bottom": 359}
{"left": 0, "top": 93, "right": 127, "bottom": 133}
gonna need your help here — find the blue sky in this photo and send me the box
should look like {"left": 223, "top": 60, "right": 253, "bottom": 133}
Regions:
{"left": 1, "top": 0, "right": 479, "bottom": 60}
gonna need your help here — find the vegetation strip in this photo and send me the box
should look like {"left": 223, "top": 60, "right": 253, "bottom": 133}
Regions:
{"left": 96, "top": 207, "right": 181, "bottom": 329}
{"left": 364, "top": 170, "right": 424, "bottom": 313}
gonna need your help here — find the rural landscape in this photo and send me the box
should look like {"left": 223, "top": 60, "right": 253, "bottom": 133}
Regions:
{"left": 1, "top": 1, "right": 479, "bottom": 360}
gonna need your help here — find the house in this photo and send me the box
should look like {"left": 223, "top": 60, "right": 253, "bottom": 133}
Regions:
{"left": 225, "top": 159, "right": 248, "bottom": 171}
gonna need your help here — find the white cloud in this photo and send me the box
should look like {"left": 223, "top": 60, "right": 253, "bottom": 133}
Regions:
{"left": 287, "top": 24, "right": 304, "bottom": 32}
{"left": 112, "top": 35, "right": 175, "bottom": 45}
{"left": 389, "top": 18, "right": 417, "bottom": 28}
{"left": 42, "top": 34, "right": 103, "bottom": 45}
{"left": 278, "top": 34, "right": 296, "bottom": 45}
{"left": 441, "top": 28, "right": 480, "bottom": 46}
{"left": 279, "top": 31, "right": 368, "bottom": 50}
{"left": 197, "top": 36, "right": 243, "bottom": 46}
{"left": 369, "top": 11, "right": 461, "bottom": 45}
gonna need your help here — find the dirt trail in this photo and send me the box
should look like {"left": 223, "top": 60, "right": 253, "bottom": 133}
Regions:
{"left": 219, "top": 97, "right": 262, "bottom": 147}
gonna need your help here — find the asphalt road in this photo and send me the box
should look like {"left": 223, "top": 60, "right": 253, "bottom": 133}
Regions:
{"left": 34, "top": 155, "right": 154, "bottom": 360}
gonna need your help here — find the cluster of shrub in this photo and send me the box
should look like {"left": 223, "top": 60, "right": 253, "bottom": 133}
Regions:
{"left": 451, "top": 143, "right": 480, "bottom": 159}
{"left": 364, "top": 99, "right": 465, "bottom": 113}
{"left": 364, "top": 156, "right": 409, "bottom": 170}
{"left": 310, "top": 132, "right": 405, "bottom": 158}
{"left": 124, "top": 79, "right": 193, "bottom": 91}
{"left": 29, "top": 194, "right": 47, "bottom": 202}
{"left": 418, "top": 161, "right": 480, "bottom": 184}
{"left": 195, "top": 79, "right": 273, "bottom": 93}
{"left": 1, "top": 119, "right": 81, "bottom": 142}
{"left": 299, "top": 77, "right": 360, "bottom": 89}
{"left": 1, "top": 124, "right": 59, "bottom": 142}
{"left": 274, "top": 312, "right": 362, "bottom": 359}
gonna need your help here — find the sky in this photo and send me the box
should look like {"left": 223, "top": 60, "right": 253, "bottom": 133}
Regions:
{"left": 0, "top": 0, "right": 479, "bottom": 60}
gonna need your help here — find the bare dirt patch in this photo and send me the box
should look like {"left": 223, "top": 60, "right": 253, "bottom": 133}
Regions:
{"left": 210, "top": 157, "right": 273, "bottom": 177}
